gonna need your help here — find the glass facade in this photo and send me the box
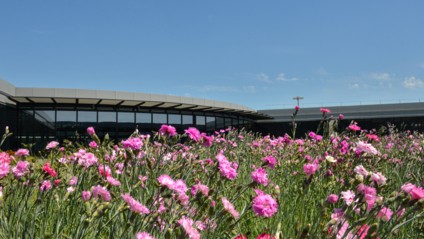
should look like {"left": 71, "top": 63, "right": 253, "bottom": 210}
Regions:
{"left": 6, "top": 104, "right": 251, "bottom": 150}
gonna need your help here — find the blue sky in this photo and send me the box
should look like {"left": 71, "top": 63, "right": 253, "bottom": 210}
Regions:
{"left": 1, "top": 1, "right": 424, "bottom": 110}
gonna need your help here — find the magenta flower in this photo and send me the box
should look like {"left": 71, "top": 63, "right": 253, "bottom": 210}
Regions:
{"left": 185, "top": 127, "right": 201, "bottom": 142}
{"left": 348, "top": 124, "right": 361, "bottom": 131}
{"left": 159, "top": 124, "right": 177, "bottom": 137}
{"left": 92, "top": 185, "right": 111, "bottom": 201}
{"left": 172, "top": 179, "right": 188, "bottom": 195}
{"left": 0, "top": 152, "right": 11, "bottom": 164}
{"left": 69, "top": 176, "right": 78, "bottom": 186}
{"left": 294, "top": 105, "right": 300, "bottom": 111}
{"left": 354, "top": 165, "right": 369, "bottom": 177}
{"left": 252, "top": 193, "right": 278, "bottom": 217}
{"left": 303, "top": 163, "right": 319, "bottom": 176}
{"left": 121, "top": 193, "right": 150, "bottom": 214}
{"left": 82, "top": 191, "right": 91, "bottom": 201}
{"left": 327, "top": 194, "right": 339, "bottom": 204}
{"left": 376, "top": 207, "right": 393, "bottom": 221}
{"left": 256, "top": 234, "right": 276, "bottom": 239}
{"left": 136, "top": 232, "right": 156, "bottom": 239}
{"left": 89, "top": 141, "right": 98, "bottom": 148}
{"left": 157, "top": 174, "right": 175, "bottom": 188}
{"left": 107, "top": 176, "right": 121, "bottom": 186}
{"left": 216, "top": 151, "right": 238, "bottom": 180}
{"left": 201, "top": 133, "right": 214, "bottom": 147}
{"left": 221, "top": 197, "right": 240, "bottom": 219}
{"left": 401, "top": 183, "right": 416, "bottom": 193}
{"left": 86, "top": 126, "right": 96, "bottom": 136}
{"left": 40, "top": 180, "right": 52, "bottom": 191}
{"left": 338, "top": 114, "right": 344, "bottom": 120}
{"left": 320, "top": 108, "right": 331, "bottom": 114}
{"left": 121, "top": 137, "right": 143, "bottom": 150}
{"left": 42, "top": 162, "right": 57, "bottom": 177}
{"left": 98, "top": 165, "right": 112, "bottom": 177}
{"left": 191, "top": 182, "right": 209, "bottom": 196}
{"left": 262, "top": 155, "right": 276, "bottom": 168}
{"left": 251, "top": 168, "right": 268, "bottom": 186}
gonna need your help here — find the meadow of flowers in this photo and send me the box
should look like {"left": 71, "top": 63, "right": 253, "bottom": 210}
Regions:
{"left": 0, "top": 108, "right": 423, "bottom": 238}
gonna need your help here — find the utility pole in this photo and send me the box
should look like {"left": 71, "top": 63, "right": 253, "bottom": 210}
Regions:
{"left": 293, "top": 96, "right": 304, "bottom": 106}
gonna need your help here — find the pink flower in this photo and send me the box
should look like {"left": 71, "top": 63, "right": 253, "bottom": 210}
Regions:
{"left": 159, "top": 125, "right": 177, "bottom": 137}
{"left": 256, "top": 234, "right": 276, "bottom": 239}
{"left": 0, "top": 152, "right": 11, "bottom": 164}
{"left": 46, "top": 141, "right": 59, "bottom": 150}
{"left": 216, "top": 152, "right": 238, "bottom": 180}
{"left": 251, "top": 167, "right": 268, "bottom": 186}
{"left": 92, "top": 185, "right": 111, "bottom": 201}
{"left": 40, "top": 180, "right": 52, "bottom": 191}
{"left": 172, "top": 179, "right": 188, "bottom": 194}
{"left": 252, "top": 193, "right": 278, "bottom": 217}
{"left": 201, "top": 134, "right": 214, "bottom": 147}
{"left": 78, "top": 152, "right": 98, "bottom": 168}
{"left": 191, "top": 182, "right": 209, "bottom": 196}
{"left": 303, "top": 163, "right": 319, "bottom": 176}
{"left": 371, "top": 172, "right": 387, "bottom": 186}
{"left": 12, "top": 161, "right": 29, "bottom": 178}
{"left": 327, "top": 194, "right": 339, "bottom": 204}
{"left": 376, "top": 207, "right": 393, "bottom": 221}
{"left": 15, "top": 149, "right": 29, "bottom": 157}
{"left": 121, "top": 137, "right": 143, "bottom": 150}
{"left": 355, "top": 141, "right": 379, "bottom": 155}
{"left": 185, "top": 127, "right": 201, "bottom": 142}
{"left": 338, "top": 114, "right": 344, "bottom": 120}
{"left": 69, "top": 176, "right": 78, "bottom": 186}
{"left": 42, "top": 162, "right": 57, "bottom": 177}
{"left": 354, "top": 165, "right": 369, "bottom": 177}
{"left": 409, "top": 187, "right": 424, "bottom": 200}
{"left": 82, "top": 191, "right": 91, "bottom": 201}
{"left": 401, "top": 183, "right": 416, "bottom": 193}
{"left": 136, "top": 232, "right": 156, "bottom": 239}
{"left": 262, "top": 155, "right": 276, "bottom": 169}
{"left": 98, "top": 165, "right": 112, "bottom": 177}
{"left": 87, "top": 126, "right": 96, "bottom": 136}
{"left": 348, "top": 124, "right": 361, "bottom": 131}
{"left": 107, "top": 176, "right": 121, "bottom": 186}
{"left": 0, "top": 163, "right": 10, "bottom": 179}
{"left": 341, "top": 190, "right": 355, "bottom": 206}
{"left": 320, "top": 108, "right": 331, "bottom": 114}
{"left": 89, "top": 141, "right": 98, "bottom": 148}
{"left": 221, "top": 197, "right": 240, "bottom": 219}
{"left": 234, "top": 235, "right": 247, "bottom": 239}
{"left": 121, "top": 193, "right": 150, "bottom": 214}
{"left": 295, "top": 105, "right": 300, "bottom": 111}
{"left": 178, "top": 216, "right": 200, "bottom": 239}
{"left": 366, "top": 134, "right": 380, "bottom": 142}
{"left": 158, "top": 174, "right": 175, "bottom": 188}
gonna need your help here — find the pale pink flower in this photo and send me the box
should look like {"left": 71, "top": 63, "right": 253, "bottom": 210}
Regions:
{"left": 354, "top": 165, "right": 369, "bottom": 177}
{"left": 86, "top": 126, "right": 95, "bottom": 136}
{"left": 157, "top": 174, "right": 175, "bottom": 188}
{"left": 341, "top": 190, "right": 355, "bottom": 206}
{"left": 178, "top": 216, "right": 200, "bottom": 239}
{"left": 251, "top": 167, "right": 268, "bottom": 186}
{"left": 159, "top": 125, "right": 177, "bottom": 137}
{"left": 355, "top": 141, "right": 379, "bottom": 155}
{"left": 46, "top": 141, "right": 59, "bottom": 150}
{"left": 136, "top": 232, "right": 156, "bottom": 239}
{"left": 107, "top": 176, "right": 121, "bottom": 186}
{"left": 401, "top": 183, "right": 416, "bottom": 193}
{"left": 177, "top": 193, "right": 190, "bottom": 205}
{"left": 371, "top": 172, "right": 387, "bottom": 186}
{"left": 78, "top": 152, "right": 98, "bottom": 168}
{"left": 221, "top": 197, "right": 240, "bottom": 219}
{"left": 121, "top": 137, "right": 143, "bottom": 150}
{"left": 191, "top": 182, "right": 209, "bottom": 196}
{"left": 252, "top": 193, "right": 278, "bottom": 217}
{"left": 12, "top": 161, "right": 29, "bottom": 178}
{"left": 0, "top": 152, "right": 11, "bottom": 164}
{"left": 67, "top": 187, "right": 75, "bottom": 193}
{"left": 122, "top": 193, "right": 150, "bottom": 214}
{"left": 171, "top": 179, "right": 188, "bottom": 194}
{"left": 376, "top": 207, "right": 393, "bottom": 221}
{"left": 40, "top": 180, "right": 52, "bottom": 191}
{"left": 15, "top": 149, "right": 30, "bottom": 157}
{"left": 92, "top": 185, "right": 111, "bottom": 201}
{"left": 185, "top": 127, "right": 201, "bottom": 142}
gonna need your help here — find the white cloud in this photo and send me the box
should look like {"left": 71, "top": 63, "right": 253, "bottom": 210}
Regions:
{"left": 403, "top": 76, "right": 424, "bottom": 89}
{"left": 256, "top": 73, "right": 272, "bottom": 83}
{"left": 276, "top": 72, "right": 299, "bottom": 81}
{"left": 349, "top": 83, "right": 360, "bottom": 89}
{"left": 369, "top": 72, "right": 391, "bottom": 81}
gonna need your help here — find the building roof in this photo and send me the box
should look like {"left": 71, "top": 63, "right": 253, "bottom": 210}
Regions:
{"left": 0, "top": 79, "right": 271, "bottom": 119}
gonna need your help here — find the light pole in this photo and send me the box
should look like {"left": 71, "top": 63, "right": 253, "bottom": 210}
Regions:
{"left": 293, "top": 96, "right": 304, "bottom": 106}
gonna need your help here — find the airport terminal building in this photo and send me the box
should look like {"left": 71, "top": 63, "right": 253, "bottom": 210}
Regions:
{"left": 0, "top": 80, "right": 270, "bottom": 149}
{"left": 3, "top": 79, "right": 424, "bottom": 150}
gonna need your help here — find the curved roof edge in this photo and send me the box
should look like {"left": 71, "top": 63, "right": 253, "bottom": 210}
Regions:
{"left": 0, "top": 79, "right": 272, "bottom": 119}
